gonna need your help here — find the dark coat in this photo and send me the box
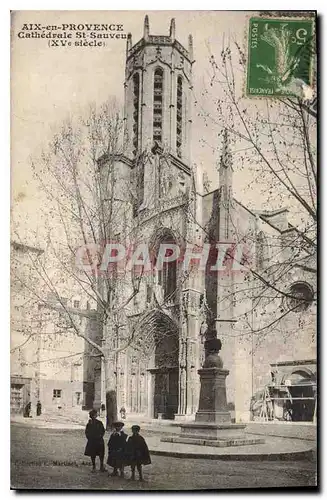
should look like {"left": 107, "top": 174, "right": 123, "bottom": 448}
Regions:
{"left": 36, "top": 402, "right": 42, "bottom": 416}
{"left": 24, "top": 402, "right": 31, "bottom": 418}
{"left": 84, "top": 419, "right": 105, "bottom": 457}
{"left": 126, "top": 434, "right": 151, "bottom": 466}
{"left": 107, "top": 431, "right": 127, "bottom": 468}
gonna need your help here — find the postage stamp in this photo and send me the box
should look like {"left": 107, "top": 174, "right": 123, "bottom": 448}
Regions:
{"left": 246, "top": 17, "right": 315, "bottom": 97}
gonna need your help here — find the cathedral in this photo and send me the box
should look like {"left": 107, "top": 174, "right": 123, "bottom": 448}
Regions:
{"left": 86, "top": 16, "right": 317, "bottom": 423}
{"left": 9, "top": 15, "right": 316, "bottom": 425}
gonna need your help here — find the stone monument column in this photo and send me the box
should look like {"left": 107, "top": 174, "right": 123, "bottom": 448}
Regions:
{"left": 195, "top": 337, "right": 231, "bottom": 423}
{"left": 161, "top": 330, "right": 264, "bottom": 447}
{"left": 161, "top": 322, "right": 264, "bottom": 447}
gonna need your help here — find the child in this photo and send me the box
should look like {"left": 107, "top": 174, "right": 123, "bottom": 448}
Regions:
{"left": 84, "top": 409, "right": 106, "bottom": 472}
{"left": 107, "top": 421, "right": 127, "bottom": 477}
{"left": 126, "top": 425, "right": 151, "bottom": 481}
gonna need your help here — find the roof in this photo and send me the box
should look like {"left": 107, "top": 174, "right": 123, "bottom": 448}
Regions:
{"left": 270, "top": 359, "right": 316, "bottom": 367}
{"left": 202, "top": 189, "right": 287, "bottom": 233}
{"left": 256, "top": 208, "right": 289, "bottom": 217}
{"left": 11, "top": 241, "right": 44, "bottom": 255}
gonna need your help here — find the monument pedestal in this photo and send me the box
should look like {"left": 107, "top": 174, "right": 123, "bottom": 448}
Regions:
{"left": 195, "top": 367, "right": 231, "bottom": 423}
{"left": 161, "top": 341, "right": 264, "bottom": 448}
{"left": 179, "top": 422, "right": 247, "bottom": 440}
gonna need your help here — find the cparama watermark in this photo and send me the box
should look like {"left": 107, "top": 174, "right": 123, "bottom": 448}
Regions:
{"left": 75, "top": 241, "right": 252, "bottom": 276}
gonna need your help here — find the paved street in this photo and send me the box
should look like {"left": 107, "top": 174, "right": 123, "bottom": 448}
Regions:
{"left": 11, "top": 423, "right": 316, "bottom": 490}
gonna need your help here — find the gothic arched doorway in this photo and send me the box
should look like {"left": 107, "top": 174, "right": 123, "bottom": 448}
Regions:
{"left": 143, "top": 308, "right": 179, "bottom": 419}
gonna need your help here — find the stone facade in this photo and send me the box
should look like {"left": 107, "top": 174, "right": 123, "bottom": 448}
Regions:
{"left": 11, "top": 17, "right": 316, "bottom": 423}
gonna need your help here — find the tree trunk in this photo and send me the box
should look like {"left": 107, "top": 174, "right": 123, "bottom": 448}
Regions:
{"left": 103, "top": 354, "right": 118, "bottom": 430}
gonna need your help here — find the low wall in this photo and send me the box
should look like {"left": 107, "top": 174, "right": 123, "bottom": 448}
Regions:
{"left": 245, "top": 422, "right": 316, "bottom": 441}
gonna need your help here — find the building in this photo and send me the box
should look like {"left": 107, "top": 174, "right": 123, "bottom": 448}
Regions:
{"left": 11, "top": 241, "right": 44, "bottom": 415}
{"left": 10, "top": 241, "right": 97, "bottom": 416}
{"left": 93, "top": 16, "right": 316, "bottom": 423}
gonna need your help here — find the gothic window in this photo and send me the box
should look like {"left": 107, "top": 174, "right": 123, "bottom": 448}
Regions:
{"left": 153, "top": 231, "right": 177, "bottom": 302}
{"left": 176, "top": 76, "right": 183, "bottom": 158}
{"left": 163, "top": 256, "right": 177, "bottom": 301}
{"left": 157, "top": 260, "right": 175, "bottom": 300}
{"left": 153, "top": 68, "right": 163, "bottom": 144}
{"left": 132, "top": 73, "right": 140, "bottom": 156}
{"left": 286, "top": 282, "right": 314, "bottom": 312}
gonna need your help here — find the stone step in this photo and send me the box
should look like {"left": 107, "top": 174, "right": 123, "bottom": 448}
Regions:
{"left": 181, "top": 433, "right": 230, "bottom": 441}
{"left": 161, "top": 436, "right": 265, "bottom": 448}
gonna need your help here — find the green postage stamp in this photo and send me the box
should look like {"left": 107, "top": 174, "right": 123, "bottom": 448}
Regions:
{"left": 246, "top": 17, "right": 315, "bottom": 97}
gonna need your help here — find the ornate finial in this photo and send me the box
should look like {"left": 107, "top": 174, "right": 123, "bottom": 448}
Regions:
{"left": 188, "top": 34, "right": 194, "bottom": 60}
{"left": 170, "top": 18, "right": 176, "bottom": 41}
{"left": 219, "top": 128, "right": 233, "bottom": 207}
{"left": 126, "top": 33, "right": 132, "bottom": 54}
{"left": 220, "top": 128, "right": 232, "bottom": 170}
{"left": 144, "top": 15, "right": 150, "bottom": 40}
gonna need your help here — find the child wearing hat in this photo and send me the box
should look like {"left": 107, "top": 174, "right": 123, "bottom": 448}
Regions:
{"left": 126, "top": 425, "right": 151, "bottom": 481}
{"left": 107, "top": 421, "right": 128, "bottom": 477}
{"left": 84, "top": 409, "right": 106, "bottom": 472}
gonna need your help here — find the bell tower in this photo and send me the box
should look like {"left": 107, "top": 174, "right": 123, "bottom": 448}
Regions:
{"left": 124, "top": 16, "right": 194, "bottom": 166}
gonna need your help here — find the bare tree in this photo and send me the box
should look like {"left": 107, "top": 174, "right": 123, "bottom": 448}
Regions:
{"left": 11, "top": 97, "right": 199, "bottom": 425}
{"left": 194, "top": 34, "right": 317, "bottom": 349}
{"left": 11, "top": 99, "right": 153, "bottom": 425}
